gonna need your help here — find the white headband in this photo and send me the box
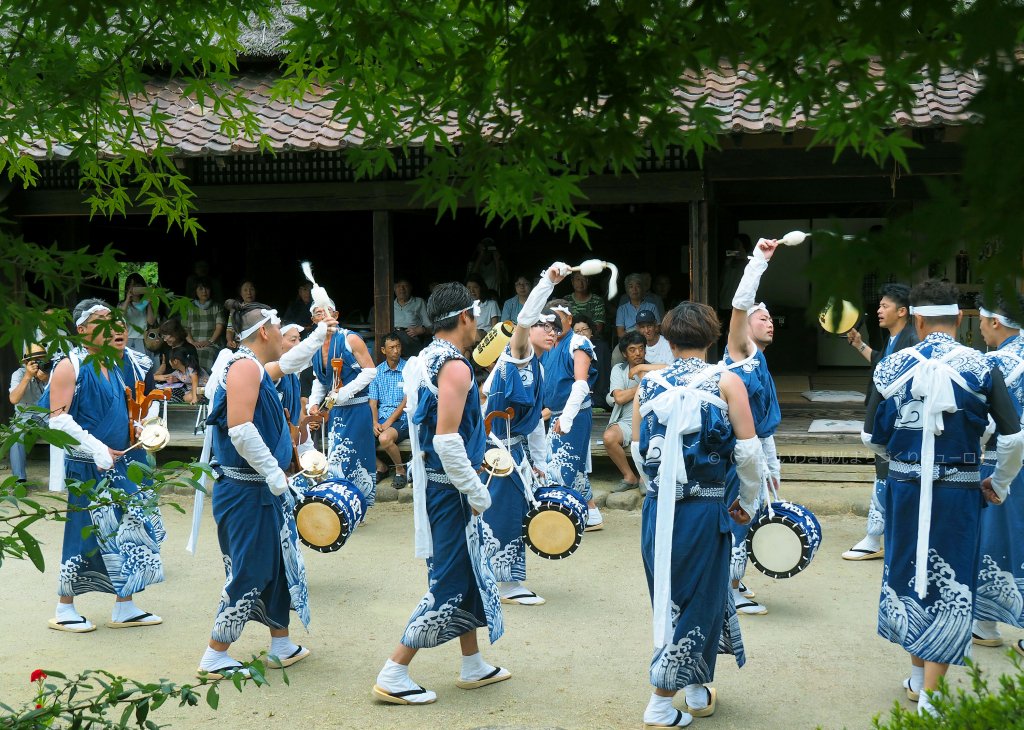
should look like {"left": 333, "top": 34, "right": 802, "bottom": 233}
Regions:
{"left": 746, "top": 302, "right": 769, "bottom": 317}
{"left": 910, "top": 304, "right": 960, "bottom": 317}
{"left": 280, "top": 323, "right": 304, "bottom": 336}
{"left": 438, "top": 300, "right": 481, "bottom": 321}
{"left": 979, "top": 307, "right": 1022, "bottom": 329}
{"left": 550, "top": 305, "right": 572, "bottom": 316}
{"left": 238, "top": 308, "right": 281, "bottom": 340}
{"left": 75, "top": 305, "right": 111, "bottom": 327}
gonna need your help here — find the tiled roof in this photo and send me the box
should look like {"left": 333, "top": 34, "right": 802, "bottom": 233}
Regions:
{"left": 20, "top": 63, "right": 987, "bottom": 160}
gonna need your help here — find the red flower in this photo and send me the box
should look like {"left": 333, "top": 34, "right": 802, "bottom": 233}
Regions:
{"left": 30, "top": 669, "right": 46, "bottom": 683}
{"left": 35, "top": 704, "right": 42, "bottom": 709}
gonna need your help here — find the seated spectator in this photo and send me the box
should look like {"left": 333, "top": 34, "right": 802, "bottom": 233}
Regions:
{"left": 283, "top": 282, "right": 314, "bottom": 330}
{"left": 225, "top": 280, "right": 258, "bottom": 348}
{"left": 466, "top": 275, "right": 500, "bottom": 339}
{"left": 466, "top": 237, "right": 508, "bottom": 298}
{"left": 118, "top": 273, "right": 156, "bottom": 353}
{"left": 572, "top": 314, "right": 611, "bottom": 411}
{"left": 603, "top": 331, "right": 647, "bottom": 492}
{"left": 500, "top": 274, "right": 532, "bottom": 322}
{"left": 7, "top": 344, "right": 50, "bottom": 483}
{"left": 635, "top": 309, "right": 673, "bottom": 364}
{"left": 155, "top": 319, "right": 198, "bottom": 385}
{"left": 185, "top": 259, "right": 223, "bottom": 304}
{"left": 616, "top": 273, "right": 661, "bottom": 338}
{"left": 392, "top": 277, "right": 431, "bottom": 357}
{"left": 369, "top": 333, "right": 409, "bottom": 489}
{"left": 155, "top": 345, "right": 208, "bottom": 404}
{"left": 653, "top": 273, "right": 677, "bottom": 311}
{"left": 184, "top": 277, "right": 225, "bottom": 371}
{"left": 617, "top": 271, "right": 664, "bottom": 316}
{"left": 569, "top": 272, "right": 608, "bottom": 339}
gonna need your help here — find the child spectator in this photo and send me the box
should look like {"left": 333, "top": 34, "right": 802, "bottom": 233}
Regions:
{"left": 155, "top": 345, "right": 208, "bottom": 404}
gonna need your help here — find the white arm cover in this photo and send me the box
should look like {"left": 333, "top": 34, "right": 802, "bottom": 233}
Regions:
{"left": 228, "top": 422, "right": 289, "bottom": 496}
{"left": 861, "top": 431, "right": 888, "bottom": 459}
{"left": 991, "top": 431, "right": 1024, "bottom": 500}
{"left": 760, "top": 435, "right": 781, "bottom": 484}
{"left": 731, "top": 242, "right": 769, "bottom": 311}
{"left": 982, "top": 415, "right": 996, "bottom": 447}
{"left": 308, "top": 378, "right": 326, "bottom": 413}
{"left": 527, "top": 418, "right": 549, "bottom": 473}
{"left": 50, "top": 413, "right": 113, "bottom": 470}
{"left": 277, "top": 322, "right": 328, "bottom": 375}
{"left": 434, "top": 432, "right": 491, "bottom": 513}
{"left": 516, "top": 262, "right": 565, "bottom": 327}
{"left": 334, "top": 367, "right": 377, "bottom": 404}
{"left": 556, "top": 379, "right": 590, "bottom": 434}
{"left": 733, "top": 436, "right": 765, "bottom": 519}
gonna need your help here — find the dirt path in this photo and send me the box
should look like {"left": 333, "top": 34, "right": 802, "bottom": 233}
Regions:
{"left": 2, "top": 492, "right": 1020, "bottom": 729}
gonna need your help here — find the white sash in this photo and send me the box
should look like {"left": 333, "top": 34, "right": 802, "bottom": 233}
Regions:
{"left": 892, "top": 346, "right": 979, "bottom": 598}
{"left": 402, "top": 356, "right": 435, "bottom": 558}
{"left": 638, "top": 365, "right": 726, "bottom": 650}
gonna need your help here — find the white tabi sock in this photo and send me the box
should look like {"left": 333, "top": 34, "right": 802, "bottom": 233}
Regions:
{"left": 111, "top": 600, "right": 161, "bottom": 624}
{"left": 644, "top": 693, "right": 691, "bottom": 726}
{"left": 683, "top": 683, "right": 708, "bottom": 709}
{"left": 973, "top": 620, "right": 1001, "bottom": 640}
{"left": 587, "top": 508, "right": 603, "bottom": 525}
{"left": 909, "top": 665, "right": 924, "bottom": 694}
{"left": 377, "top": 659, "right": 415, "bottom": 691}
{"left": 918, "top": 689, "right": 940, "bottom": 717}
{"left": 460, "top": 652, "right": 495, "bottom": 681}
{"left": 199, "top": 647, "right": 237, "bottom": 672}
{"left": 269, "top": 636, "right": 301, "bottom": 660}
{"left": 56, "top": 602, "right": 83, "bottom": 623}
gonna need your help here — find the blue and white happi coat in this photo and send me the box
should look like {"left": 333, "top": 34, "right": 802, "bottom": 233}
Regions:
{"left": 312, "top": 329, "right": 376, "bottom": 507}
{"left": 722, "top": 346, "right": 781, "bottom": 582}
{"left": 637, "top": 358, "right": 746, "bottom": 691}
{"left": 40, "top": 352, "right": 165, "bottom": 598}
{"left": 976, "top": 334, "right": 1024, "bottom": 628}
{"left": 482, "top": 346, "right": 544, "bottom": 583}
{"left": 206, "top": 348, "right": 310, "bottom": 644}
{"left": 401, "top": 338, "right": 504, "bottom": 648}
{"left": 276, "top": 372, "right": 303, "bottom": 427}
{"left": 541, "top": 332, "right": 597, "bottom": 500}
{"left": 870, "top": 332, "right": 997, "bottom": 665}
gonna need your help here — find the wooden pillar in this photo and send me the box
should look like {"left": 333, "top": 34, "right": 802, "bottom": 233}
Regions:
{"left": 371, "top": 211, "right": 394, "bottom": 364}
{"left": 688, "top": 199, "right": 710, "bottom": 303}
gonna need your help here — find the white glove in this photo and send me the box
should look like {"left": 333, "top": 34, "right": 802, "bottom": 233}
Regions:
{"left": 527, "top": 418, "right": 549, "bottom": 470}
{"left": 516, "top": 263, "right": 563, "bottom": 327}
{"left": 50, "top": 413, "right": 113, "bottom": 471}
{"left": 308, "top": 378, "right": 326, "bottom": 413}
{"left": 333, "top": 366, "right": 377, "bottom": 405}
{"left": 556, "top": 379, "right": 590, "bottom": 434}
{"left": 434, "top": 432, "right": 491, "bottom": 513}
{"left": 277, "top": 321, "right": 329, "bottom": 375}
{"left": 734, "top": 436, "right": 766, "bottom": 519}
{"left": 731, "top": 241, "right": 769, "bottom": 311}
{"left": 760, "top": 435, "right": 781, "bottom": 486}
{"left": 992, "top": 430, "right": 1024, "bottom": 500}
{"left": 861, "top": 431, "right": 888, "bottom": 459}
{"left": 228, "top": 422, "right": 289, "bottom": 496}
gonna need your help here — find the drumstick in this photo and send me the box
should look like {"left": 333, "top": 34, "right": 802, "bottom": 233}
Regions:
{"left": 331, "top": 357, "right": 344, "bottom": 392}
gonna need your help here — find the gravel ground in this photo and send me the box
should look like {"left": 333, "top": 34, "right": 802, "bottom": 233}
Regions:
{"left": 1, "top": 478, "right": 1021, "bottom": 730}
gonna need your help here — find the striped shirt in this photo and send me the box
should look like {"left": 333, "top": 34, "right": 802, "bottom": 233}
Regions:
{"left": 369, "top": 357, "right": 406, "bottom": 422}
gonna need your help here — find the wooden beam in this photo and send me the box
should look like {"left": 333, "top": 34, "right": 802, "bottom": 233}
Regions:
{"left": 372, "top": 211, "right": 394, "bottom": 364}
{"left": 8, "top": 171, "right": 705, "bottom": 217}
{"left": 713, "top": 176, "right": 938, "bottom": 205}
{"left": 705, "top": 145, "right": 963, "bottom": 181}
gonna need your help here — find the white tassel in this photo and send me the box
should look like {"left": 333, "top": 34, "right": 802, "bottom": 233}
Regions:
{"left": 605, "top": 261, "right": 619, "bottom": 302}
{"left": 300, "top": 260, "right": 334, "bottom": 311}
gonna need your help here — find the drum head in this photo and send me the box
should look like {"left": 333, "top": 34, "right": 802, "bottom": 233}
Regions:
{"left": 295, "top": 500, "right": 345, "bottom": 553}
{"left": 483, "top": 448, "right": 515, "bottom": 476}
{"left": 747, "top": 517, "right": 812, "bottom": 579}
{"left": 525, "top": 508, "right": 582, "bottom": 560}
